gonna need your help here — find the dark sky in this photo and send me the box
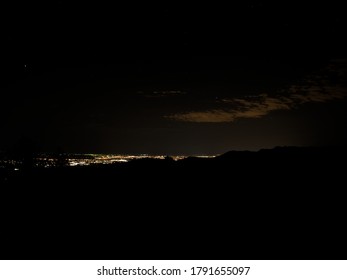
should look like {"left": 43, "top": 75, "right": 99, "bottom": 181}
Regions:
{"left": 1, "top": 2, "right": 347, "bottom": 154}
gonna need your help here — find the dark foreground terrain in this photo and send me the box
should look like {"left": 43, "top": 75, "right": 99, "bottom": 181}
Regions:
{"left": 1, "top": 147, "right": 346, "bottom": 260}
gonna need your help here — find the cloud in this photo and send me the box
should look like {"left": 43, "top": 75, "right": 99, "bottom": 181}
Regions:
{"left": 166, "top": 61, "right": 347, "bottom": 123}
{"left": 166, "top": 94, "right": 295, "bottom": 123}
{"left": 167, "top": 110, "right": 235, "bottom": 123}
{"left": 290, "top": 85, "right": 347, "bottom": 103}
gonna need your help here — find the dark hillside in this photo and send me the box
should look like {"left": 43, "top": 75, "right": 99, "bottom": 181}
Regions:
{"left": 1, "top": 147, "right": 345, "bottom": 259}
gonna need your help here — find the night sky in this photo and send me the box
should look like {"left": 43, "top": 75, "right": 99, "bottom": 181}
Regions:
{"left": 1, "top": 2, "right": 346, "bottom": 154}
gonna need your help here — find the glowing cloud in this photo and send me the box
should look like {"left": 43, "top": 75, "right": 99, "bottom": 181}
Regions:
{"left": 166, "top": 60, "right": 347, "bottom": 123}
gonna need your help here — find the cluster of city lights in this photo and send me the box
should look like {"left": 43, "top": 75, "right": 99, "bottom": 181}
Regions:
{"left": 0, "top": 154, "right": 217, "bottom": 169}
{"left": 68, "top": 154, "right": 203, "bottom": 166}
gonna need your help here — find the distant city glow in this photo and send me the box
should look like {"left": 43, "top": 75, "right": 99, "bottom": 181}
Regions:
{"left": 67, "top": 154, "right": 216, "bottom": 167}
{"left": 0, "top": 154, "right": 217, "bottom": 170}
{"left": 69, "top": 154, "right": 164, "bottom": 167}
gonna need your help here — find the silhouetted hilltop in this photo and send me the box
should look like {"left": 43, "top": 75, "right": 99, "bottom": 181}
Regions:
{"left": 217, "top": 146, "right": 345, "bottom": 159}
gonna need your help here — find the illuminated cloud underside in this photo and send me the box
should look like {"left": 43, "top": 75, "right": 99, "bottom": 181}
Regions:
{"left": 167, "top": 63, "right": 347, "bottom": 123}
